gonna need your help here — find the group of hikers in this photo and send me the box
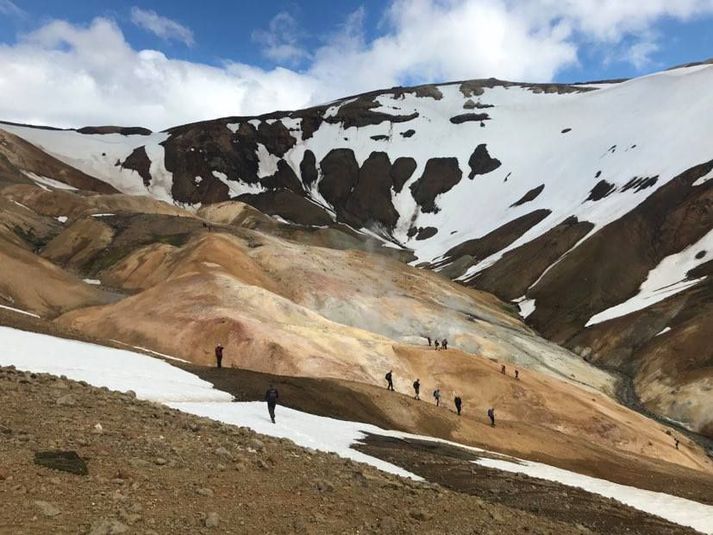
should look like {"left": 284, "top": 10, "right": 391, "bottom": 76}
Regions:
{"left": 426, "top": 336, "right": 448, "bottom": 350}
{"left": 385, "top": 370, "right": 496, "bottom": 426}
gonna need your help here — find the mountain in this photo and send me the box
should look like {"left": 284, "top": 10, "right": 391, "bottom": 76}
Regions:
{"left": 2, "top": 62, "right": 712, "bottom": 438}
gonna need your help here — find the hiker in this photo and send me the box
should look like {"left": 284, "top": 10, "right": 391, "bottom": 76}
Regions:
{"left": 413, "top": 379, "right": 421, "bottom": 400}
{"left": 385, "top": 370, "right": 395, "bottom": 391}
{"left": 454, "top": 396, "right": 462, "bottom": 416}
{"left": 501, "top": 364, "right": 506, "bottom": 375}
{"left": 214, "top": 344, "right": 224, "bottom": 369}
{"left": 433, "top": 388, "right": 441, "bottom": 407}
{"left": 427, "top": 336, "right": 432, "bottom": 347}
{"left": 434, "top": 340, "right": 440, "bottom": 351}
{"left": 442, "top": 339, "right": 448, "bottom": 350}
{"left": 675, "top": 437, "right": 680, "bottom": 450}
{"left": 515, "top": 369, "right": 519, "bottom": 380}
{"left": 487, "top": 407, "right": 495, "bottom": 427}
{"left": 265, "top": 384, "right": 279, "bottom": 424}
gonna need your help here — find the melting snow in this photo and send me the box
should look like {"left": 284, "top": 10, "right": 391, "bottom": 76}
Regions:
{"left": 0, "top": 304, "right": 40, "bottom": 318}
{"left": 22, "top": 171, "right": 77, "bottom": 191}
{"left": 56, "top": 216, "right": 68, "bottom": 223}
{"left": 0, "top": 327, "right": 231, "bottom": 403}
{"left": 586, "top": 228, "right": 713, "bottom": 326}
{"left": 83, "top": 279, "right": 101, "bottom": 285}
{"left": 475, "top": 457, "right": 713, "bottom": 534}
{"left": 656, "top": 327, "right": 672, "bottom": 336}
{"left": 516, "top": 298, "right": 536, "bottom": 319}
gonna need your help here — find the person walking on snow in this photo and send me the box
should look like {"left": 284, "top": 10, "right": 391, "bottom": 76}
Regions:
{"left": 413, "top": 379, "right": 421, "bottom": 400}
{"left": 385, "top": 370, "right": 395, "bottom": 391}
{"left": 487, "top": 407, "right": 495, "bottom": 427}
{"left": 454, "top": 395, "right": 462, "bottom": 416}
{"left": 215, "top": 344, "right": 224, "bottom": 369}
{"left": 433, "top": 388, "right": 441, "bottom": 407}
{"left": 442, "top": 339, "right": 448, "bottom": 350}
{"left": 265, "top": 384, "right": 279, "bottom": 424}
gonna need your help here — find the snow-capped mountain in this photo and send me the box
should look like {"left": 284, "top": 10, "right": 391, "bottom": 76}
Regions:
{"left": 2, "top": 61, "right": 713, "bottom": 435}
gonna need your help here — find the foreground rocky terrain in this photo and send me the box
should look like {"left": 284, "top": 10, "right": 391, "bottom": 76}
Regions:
{"left": 0, "top": 366, "right": 700, "bottom": 535}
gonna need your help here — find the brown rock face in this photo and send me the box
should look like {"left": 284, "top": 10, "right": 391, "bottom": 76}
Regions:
{"left": 444, "top": 209, "right": 551, "bottom": 267}
{"left": 300, "top": 150, "right": 318, "bottom": 186}
{"left": 390, "top": 157, "right": 417, "bottom": 193}
{"left": 319, "top": 149, "right": 360, "bottom": 209}
{"left": 410, "top": 158, "right": 463, "bottom": 213}
{"left": 238, "top": 190, "right": 333, "bottom": 227}
{"left": 473, "top": 217, "right": 594, "bottom": 300}
{"left": 527, "top": 160, "right": 713, "bottom": 344}
{"left": 344, "top": 152, "right": 400, "bottom": 229}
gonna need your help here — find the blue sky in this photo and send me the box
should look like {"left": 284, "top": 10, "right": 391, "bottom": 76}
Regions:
{"left": 0, "top": 0, "right": 711, "bottom": 128}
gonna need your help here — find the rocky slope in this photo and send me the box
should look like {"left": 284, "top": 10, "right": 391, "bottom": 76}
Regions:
{"left": 2, "top": 366, "right": 599, "bottom": 535}
{"left": 2, "top": 63, "right": 712, "bottom": 435}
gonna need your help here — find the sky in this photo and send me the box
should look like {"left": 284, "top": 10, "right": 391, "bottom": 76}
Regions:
{"left": 0, "top": 0, "right": 711, "bottom": 130}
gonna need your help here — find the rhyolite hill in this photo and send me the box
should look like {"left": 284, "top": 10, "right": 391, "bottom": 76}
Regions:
{"left": 2, "top": 60, "right": 713, "bottom": 437}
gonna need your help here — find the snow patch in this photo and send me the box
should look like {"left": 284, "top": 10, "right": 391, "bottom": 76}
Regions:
{"left": 587, "top": 228, "right": 713, "bottom": 326}
{"left": 56, "top": 216, "right": 68, "bottom": 223}
{"left": 82, "top": 279, "right": 101, "bottom": 285}
{"left": 0, "top": 327, "right": 231, "bottom": 403}
{"left": 475, "top": 457, "right": 713, "bottom": 534}
{"left": 517, "top": 298, "right": 536, "bottom": 319}
{"left": 692, "top": 167, "right": 713, "bottom": 187}
{"left": 22, "top": 171, "right": 77, "bottom": 191}
{"left": 656, "top": 326, "right": 672, "bottom": 336}
{"left": 0, "top": 304, "right": 40, "bottom": 318}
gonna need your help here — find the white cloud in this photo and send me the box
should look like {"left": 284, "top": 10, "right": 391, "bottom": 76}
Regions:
{"left": 0, "top": 1, "right": 712, "bottom": 130}
{"left": 130, "top": 7, "right": 194, "bottom": 46}
{"left": 252, "top": 11, "right": 309, "bottom": 64}
{"left": 0, "top": 0, "right": 24, "bottom": 17}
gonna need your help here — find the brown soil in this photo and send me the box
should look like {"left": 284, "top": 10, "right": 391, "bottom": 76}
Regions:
{"left": 0, "top": 366, "right": 585, "bottom": 535}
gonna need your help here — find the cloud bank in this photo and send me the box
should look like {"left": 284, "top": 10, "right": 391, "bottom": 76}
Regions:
{"left": 0, "top": 0, "right": 711, "bottom": 130}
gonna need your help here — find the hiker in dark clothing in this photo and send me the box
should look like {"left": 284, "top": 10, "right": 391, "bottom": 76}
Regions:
{"left": 487, "top": 407, "right": 495, "bottom": 427}
{"left": 675, "top": 438, "right": 680, "bottom": 450}
{"left": 515, "top": 369, "right": 519, "bottom": 380}
{"left": 215, "top": 344, "right": 224, "bottom": 368}
{"left": 433, "top": 388, "right": 441, "bottom": 407}
{"left": 442, "top": 339, "right": 448, "bottom": 350}
{"left": 413, "top": 379, "right": 420, "bottom": 400}
{"left": 265, "top": 385, "right": 279, "bottom": 423}
{"left": 501, "top": 364, "right": 506, "bottom": 375}
{"left": 454, "top": 396, "right": 462, "bottom": 416}
{"left": 385, "top": 370, "right": 394, "bottom": 391}
{"left": 427, "top": 336, "right": 432, "bottom": 347}
{"left": 434, "top": 340, "right": 440, "bottom": 351}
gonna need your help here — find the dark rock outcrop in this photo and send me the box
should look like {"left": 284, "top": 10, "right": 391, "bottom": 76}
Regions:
{"left": 239, "top": 190, "right": 333, "bottom": 227}
{"left": 468, "top": 144, "right": 501, "bottom": 179}
{"left": 119, "top": 146, "right": 152, "bottom": 187}
{"left": 319, "top": 149, "right": 360, "bottom": 209}
{"left": 511, "top": 184, "right": 545, "bottom": 207}
{"left": 390, "top": 157, "right": 417, "bottom": 193}
{"left": 450, "top": 113, "right": 491, "bottom": 124}
{"left": 587, "top": 180, "right": 616, "bottom": 201}
{"left": 344, "top": 152, "right": 400, "bottom": 229}
{"left": 300, "top": 150, "right": 318, "bottom": 187}
{"left": 410, "top": 158, "right": 463, "bottom": 213}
